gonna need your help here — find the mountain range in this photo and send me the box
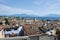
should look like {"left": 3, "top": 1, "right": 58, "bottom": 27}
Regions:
{"left": 44, "top": 14, "right": 60, "bottom": 17}
{"left": 0, "top": 14, "right": 60, "bottom": 17}
{"left": 10, "top": 14, "right": 38, "bottom": 17}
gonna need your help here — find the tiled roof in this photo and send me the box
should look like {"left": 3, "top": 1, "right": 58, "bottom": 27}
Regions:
{"left": 0, "top": 25, "right": 4, "bottom": 31}
{"left": 23, "top": 24, "right": 36, "bottom": 35}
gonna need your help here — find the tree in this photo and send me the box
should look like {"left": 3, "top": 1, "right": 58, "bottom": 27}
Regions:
{"left": 56, "top": 29, "right": 60, "bottom": 36}
{"left": 56, "top": 29, "right": 60, "bottom": 40}
{"left": 4, "top": 18, "right": 10, "bottom": 25}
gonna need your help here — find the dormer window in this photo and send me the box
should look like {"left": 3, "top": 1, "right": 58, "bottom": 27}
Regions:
{"left": 44, "top": 23, "right": 48, "bottom": 26}
{"left": 13, "top": 27, "right": 19, "bottom": 30}
{"left": 50, "top": 32, "right": 52, "bottom": 35}
{"left": 4, "top": 28, "right": 12, "bottom": 31}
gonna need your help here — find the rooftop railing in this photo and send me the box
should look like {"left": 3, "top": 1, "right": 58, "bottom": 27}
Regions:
{"left": 0, "top": 34, "right": 59, "bottom": 40}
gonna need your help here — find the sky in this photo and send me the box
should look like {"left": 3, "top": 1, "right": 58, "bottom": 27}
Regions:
{"left": 0, "top": 0, "right": 60, "bottom": 16}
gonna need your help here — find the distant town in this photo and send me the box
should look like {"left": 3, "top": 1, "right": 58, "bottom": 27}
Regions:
{"left": 0, "top": 16, "right": 60, "bottom": 40}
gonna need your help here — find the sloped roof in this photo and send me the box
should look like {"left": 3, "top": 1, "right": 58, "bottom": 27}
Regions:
{"left": 23, "top": 24, "right": 36, "bottom": 35}
{"left": 0, "top": 25, "right": 4, "bottom": 31}
{"left": 38, "top": 27, "right": 47, "bottom": 33}
{"left": 4, "top": 26, "right": 23, "bottom": 34}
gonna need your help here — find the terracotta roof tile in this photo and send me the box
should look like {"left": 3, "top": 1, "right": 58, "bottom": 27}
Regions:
{"left": 0, "top": 25, "right": 4, "bottom": 31}
{"left": 23, "top": 25, "right": 36, "bottom": 35}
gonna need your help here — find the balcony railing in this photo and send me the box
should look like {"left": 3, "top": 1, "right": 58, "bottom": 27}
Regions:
{"left": 0, "top": 34, "right": 59, "bottom": 40}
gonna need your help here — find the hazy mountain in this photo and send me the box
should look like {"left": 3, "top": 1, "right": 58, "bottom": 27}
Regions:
{"left": 10, "top": 14, "right": 39, "bottom": 17}
{"left": 0, "top": 14, "right": 38, "bottom": 17}
{"left": 0, "top": 14, "right": 60, "bottom": 17}
{"left": 44, "top": 14, "right": 60, "bottom": 17}
{"left": 0, "top": 14, "right": 9, "bottom": 16}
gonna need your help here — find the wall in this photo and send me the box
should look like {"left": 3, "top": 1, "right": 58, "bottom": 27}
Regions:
{"left": 0, "top": 34, "right": 58, "bottom": 40}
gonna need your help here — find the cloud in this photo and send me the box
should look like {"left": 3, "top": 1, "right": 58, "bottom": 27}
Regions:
{"left": 0, "top": 0, "right": 60, "bottom": 17}
{"left": 33, "top": 1, "right": 41, "bottom": 5}
{"left": 33, "top": 0, "right": 60, "bottom": 16}
{"left": 0, "top": 4, "right": 39, "bottom": 16}
{"left": 33, "top": 0, "right": 60, "bottom": 5}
